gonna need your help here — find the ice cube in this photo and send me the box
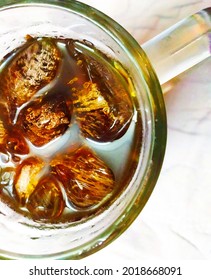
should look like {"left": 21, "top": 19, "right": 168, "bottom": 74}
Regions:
{"left": 0, "top": 37, "right": 61, "bottom": 119}
{"left": 27, "top": 175, "right": 65, "bottom": 221}
{"left": 72, "top": 81, "right": 133, "bottom": 142}
{"left": 14, "top": 157, "right": 44, "bottom": 204}
{"left": 5, "top": 128, "right": 29, "bottom": 155}
{"left": 0, "top": 119, "right": 7, "bottom": 146}
{"left": 51, "top": 145, "right": 115, "bottom": 208}
{"left": 0, "top": 167, "right": 15, "bottom": 189}
{"left": 0, "top": 104, "right": 29, "bottom": 156}
{"left": 18, "top": 94, "right": 71, "bottom": 147}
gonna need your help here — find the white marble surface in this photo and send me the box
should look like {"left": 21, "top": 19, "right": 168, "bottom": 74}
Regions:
{"left": 79, "top": 0, "right": 211, "bottom": 260}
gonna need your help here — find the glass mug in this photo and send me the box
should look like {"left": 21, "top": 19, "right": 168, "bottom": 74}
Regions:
{"left": 0, "top": 0, "right": 210, "bottom": 259}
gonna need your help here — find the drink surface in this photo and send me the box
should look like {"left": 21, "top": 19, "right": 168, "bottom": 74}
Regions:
{"left": 0, "top": 36, "right": 142, "bottom": 224}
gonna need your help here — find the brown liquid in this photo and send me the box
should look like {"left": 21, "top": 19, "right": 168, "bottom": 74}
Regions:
{"left": 0, "top": 36, "right": 142, "bottom": 223}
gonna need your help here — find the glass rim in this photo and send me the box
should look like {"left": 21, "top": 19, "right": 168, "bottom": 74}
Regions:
{"left": 0, "top": 0, "right": 167, "bottom": 259}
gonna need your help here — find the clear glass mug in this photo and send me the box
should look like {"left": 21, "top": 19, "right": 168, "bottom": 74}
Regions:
{"left": 0, "top": 0, "right": 210, "bottom": 259}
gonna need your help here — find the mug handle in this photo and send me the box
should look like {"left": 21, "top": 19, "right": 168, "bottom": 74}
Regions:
{"left": 142, "top": 7, "right": 211, "bottom": 85}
